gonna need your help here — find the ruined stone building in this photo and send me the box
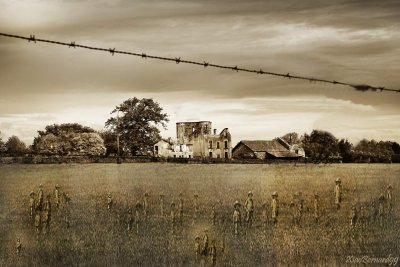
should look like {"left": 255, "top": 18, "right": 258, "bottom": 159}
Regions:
{"left": 154, "top": 121, "right": 232, "bottom": 159}
{"left": 153, "top": 138, "right": 193, "bottom": 158}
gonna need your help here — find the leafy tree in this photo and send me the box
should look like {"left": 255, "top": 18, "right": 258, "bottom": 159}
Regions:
{"left": 71, "top": 133, "right": 107, "bottom": 156}
{"left": 377, "top": 141, "right": 394, "bottom": 160}
{"left": 354, "top": 139, "right": 372, "bottom": 155}
{"left": 99, "top": 130, "right": 119, "bottom": 156}
{"left": 338, "top": 139, "right": 354, "bottom": 163}
{"left": 302, "top": 130, "right": 339, "bottom": 163}
{"left": 392, "top": 141, "right": 400, "bottom": 163}
{"left": 353, "top": 139, "right": 394, "bottom": 163}
{"left": 0, "top": 132, "right": 7, "bottom": 155}
{"left": 281, "top": 132, "right": 301, "bottom": 145}
{"left": 392, "top": 142, "right": 400, "bottom": 154}
{"left": 33, "top": 123, "right": 106, "bottom": 156}
{"left": 36, "top": 123, "right": 95, "bottom": 138}
{"left": 5, "top": 135, "right": 27, "bottom": 156}
{"left": 105, "top": 98, "right": 169, "bottom": 156}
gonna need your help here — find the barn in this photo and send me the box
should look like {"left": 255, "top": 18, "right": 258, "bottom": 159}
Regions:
{"left": 232, "top": 138, "right": 304, "bottom": 160}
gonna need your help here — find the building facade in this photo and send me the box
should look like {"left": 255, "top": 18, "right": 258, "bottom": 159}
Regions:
{"left": 154, "top": 138, "right": 194, "bottom": 158}
{"left": 154, "top": 121, "right": 232, "bottom": 159}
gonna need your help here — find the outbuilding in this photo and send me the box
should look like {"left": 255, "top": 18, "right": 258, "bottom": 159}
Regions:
{"left": 232, "top": 138, "right": 304, "bottom": 160}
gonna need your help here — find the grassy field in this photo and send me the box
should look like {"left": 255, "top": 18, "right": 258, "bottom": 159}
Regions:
{"left": 0, "top": 163, "right": 399, "bottom": 266}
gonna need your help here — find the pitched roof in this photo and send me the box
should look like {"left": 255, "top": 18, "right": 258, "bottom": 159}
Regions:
{"left": 237, "top": 140, "right": 302, "bottom": 158}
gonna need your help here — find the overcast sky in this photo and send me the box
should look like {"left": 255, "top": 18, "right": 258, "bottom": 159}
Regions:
{"left": 0, "top": 0, "right": 399, "bottom": 146}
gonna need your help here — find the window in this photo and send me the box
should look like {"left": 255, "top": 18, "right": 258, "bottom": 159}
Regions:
{"left": 224, "top": 140, "right": 228, "bottom": 149}
{"left": 155, "top": 146, "right": 159, "bottom": 154}
{"left": 217, "top": 142, "right": 220, "bottom": 149}
{"left": 209, "top": 141, "right": 213, "bottom": 149}
{"left": 180, "top": 145, "right": 183, "bottom": 152}
{"left": 209, "top": 152, "right": 213, "bottom": 158}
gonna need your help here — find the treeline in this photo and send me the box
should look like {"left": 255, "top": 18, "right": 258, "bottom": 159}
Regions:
{"left": 0, "top": 97, "right": 399, "bottom": 163}
{"left": 0, "top": 125, "right": 106, "bottom": 157}
{"left": 280, "top": 131, "right": 400, "bottom": 163}
{"left": 1, "top": 128, "right": 399, "bottom": 163}
{"left": 0, "top": 97, "right": 168, "bottom": 158}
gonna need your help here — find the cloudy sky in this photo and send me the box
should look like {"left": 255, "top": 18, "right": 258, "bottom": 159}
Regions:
{"left": 0, "top": 0, "right": 399, "bottom": 146}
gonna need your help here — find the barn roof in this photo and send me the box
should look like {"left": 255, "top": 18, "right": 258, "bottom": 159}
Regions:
{"left": 235, "top": 140, "right": 302, "bottom": 158}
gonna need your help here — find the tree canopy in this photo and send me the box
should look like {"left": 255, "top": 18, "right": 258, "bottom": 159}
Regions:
{"left": 99, "top": 130, "right": 118, "bottom": 156}
{"left": 353, "top": 139, "right": 394, "bottom": 163}
{"left": 281, "top": 132, "right": 301, "bottom": 145}
{"left": 33, "top": 123, "right": 106, "bottom": 156}
{"left": 5, "top": 135, "right": 27, "bottom": 156}
{"left": 0, "top": 132, "right": 6, "bottom": 155}
{"left": 105, "top": 97, "right": 169, "bottom": 156}
{"left": 271, "top": 130, "right": 400, "bottom": 163}
{"left": 338, "top": 138, "right": 354, "bottom": 163}
{"left": 302, "top": 130, "right": 339, "bottom": 163}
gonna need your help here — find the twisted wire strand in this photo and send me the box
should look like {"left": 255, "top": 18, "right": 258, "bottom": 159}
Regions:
{"left": 0, "top": 32, "right": 398, "bottom": 93}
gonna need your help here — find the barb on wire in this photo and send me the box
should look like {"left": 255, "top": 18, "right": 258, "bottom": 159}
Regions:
{"left": 0, "top": 32, "right": 399, "bottom": 93}
{"left": 29, "top": 35, "right": 36, "bottom": 43}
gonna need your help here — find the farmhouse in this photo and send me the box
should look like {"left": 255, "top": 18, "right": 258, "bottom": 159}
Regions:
{"left": 232, "top": 138, "right": 305, "bottom": 160}
{"left": 154, "top": 121, "right": 232, "bottom": 159}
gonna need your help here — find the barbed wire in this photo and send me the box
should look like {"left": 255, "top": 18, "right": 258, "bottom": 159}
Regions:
{"left": 0, "top": 32, "right": 399, "bottom": 93}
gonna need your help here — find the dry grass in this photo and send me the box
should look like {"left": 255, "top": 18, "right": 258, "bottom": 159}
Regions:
{"left": 0, "top": 163, "right": 399, "bottom": 266}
